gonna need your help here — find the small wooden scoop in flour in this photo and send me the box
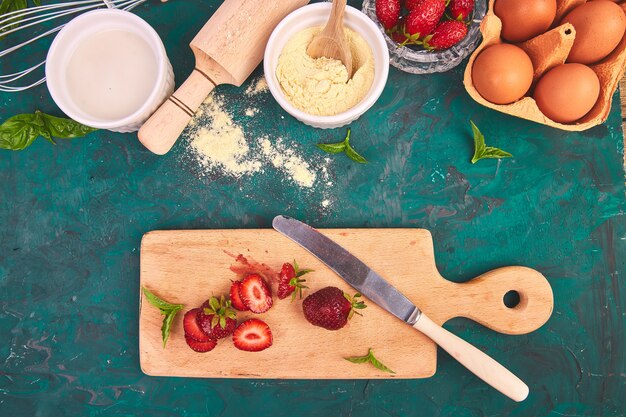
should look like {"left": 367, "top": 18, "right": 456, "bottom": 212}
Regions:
{"left": 138, "top": 0, "right": 309, "bottom": 155}
{"left": 306, "top": 0, "right": 353, "bottom": 79}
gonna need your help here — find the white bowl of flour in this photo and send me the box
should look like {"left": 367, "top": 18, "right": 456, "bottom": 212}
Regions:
{"left": 264, "top": 2, "right": 389, "bottom": 129}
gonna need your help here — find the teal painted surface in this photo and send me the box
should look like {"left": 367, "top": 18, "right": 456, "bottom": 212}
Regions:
{"left": 0, "top": 1, "right": 625, "bottom": 415}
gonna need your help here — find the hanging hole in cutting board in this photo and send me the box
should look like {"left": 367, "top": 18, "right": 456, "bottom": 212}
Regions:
{"left": 565, "top": 28, "right": 572, "bottom": 36}
{"left": 503, "top": 290, "right": 521, "bottom": 308}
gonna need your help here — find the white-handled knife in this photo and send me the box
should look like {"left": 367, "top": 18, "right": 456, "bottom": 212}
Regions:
{"left": 272, "top": 215, "right": 529, "bottom": 402}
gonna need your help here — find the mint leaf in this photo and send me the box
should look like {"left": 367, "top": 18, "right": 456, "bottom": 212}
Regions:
{"left": 317, "top": 128, "right": 368, "bottom": 163}
{"left": 316, "top": 142, "right": 346, "bottom": 154}
{"left": 344, "top": 348, "right": 395, "bottom": 374}
{"left": 470, "top": 121, "right": 512, "bottom": 164}
{"left": 142, "top": 286, "right": 184, "bottom": 348}
{"left": 344, "top": 143, "right": 368, "bottom": 164}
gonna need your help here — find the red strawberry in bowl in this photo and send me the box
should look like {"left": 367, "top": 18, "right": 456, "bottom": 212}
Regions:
{"left": 405, "top": 0, "right": 446, "bottom": 40}
{"left": 376, "top": 0, "right": 401, "bottom": 30}
{"left": 229, "top": 280, "right": 249, "bottom": 311}
{"left": 232, "top": 318, "right": 273, "bottom": 352}
{"left": 450, "top": 0, "right": 474, "bottom": 21}
{"left": 423, "top": 20, "right": 468, "bottom": 50}
{"left": 404, "top": 0, "right": 422, "bottom": 11}
{"left": 197, "top": 295, "right": 237, "bottom": 339}
{"left": 302, "top": 286, "right": 367, "bottom": 330}
{"left": 240, "top": 273, "right": 273, "bottom": 313}
{"left": 277, "top": 260, "right": 312, "bottom": 300}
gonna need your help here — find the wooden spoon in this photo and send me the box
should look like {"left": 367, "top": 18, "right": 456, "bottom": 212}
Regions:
{"left": 306, "top": 0, "right": 353, "bottom": 79}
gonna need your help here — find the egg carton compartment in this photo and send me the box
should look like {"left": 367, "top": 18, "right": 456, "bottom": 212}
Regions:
{"left": 463, "top": 0, "right": 626, "bottom": 131}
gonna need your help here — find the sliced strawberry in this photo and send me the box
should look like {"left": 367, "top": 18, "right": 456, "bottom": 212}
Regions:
{"left": 232, "top": 319, "right": 273, "bottom": 352}
{"left": 185, "top": 334, "right": 217, "bottom": 352}
{"left": 230, "top": 280, "right": 249, "bottom": 311}
{"left": 277, "top": 260, "right": 312, "bottom": 300}
{"left": 183, "top": 308, "right": 212, "bottom": 342}
{"left": 240, "top": 274, "right": 273, "bottom": 313}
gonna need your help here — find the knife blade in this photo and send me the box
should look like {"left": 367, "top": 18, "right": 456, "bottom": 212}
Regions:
{"left": 272, "top": 215, "right": 529, "bottom": 402}
{"left": 272, "top": 215, "right": 421, "bottom": 325}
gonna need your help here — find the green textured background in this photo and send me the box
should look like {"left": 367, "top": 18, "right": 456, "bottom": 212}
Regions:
{"left": 1, "top": 0, "right": 625, "bottom": 416}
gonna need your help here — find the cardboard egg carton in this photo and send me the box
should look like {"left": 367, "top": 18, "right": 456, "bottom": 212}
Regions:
{"left": 463, "top": 0, "right": 626, "bottom": 131}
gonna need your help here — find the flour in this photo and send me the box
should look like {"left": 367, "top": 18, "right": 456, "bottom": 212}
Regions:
{"left": 190, "top": 95, "right": 262, "bottom": 177}
{"left": 244, "top": 77, "right": 268, "bottom": 96}
{"left": 186, "top": 90, "right": 333, "bottom": 201}
{"left": 259, "top": 137, "right": 316, "bottom": 188}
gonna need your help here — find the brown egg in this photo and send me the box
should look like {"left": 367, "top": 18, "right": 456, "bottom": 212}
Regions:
{"left": 472, "top": 44, "right": 534, "bottom": 105}
{"left": 533, "top": 63, "right": 600, "bottom": 124}
{"left": 562, "top": 1, "right": 626, "bottom": 64}
{"left": 494, "top": 0, "right": 557, "bottom": 43}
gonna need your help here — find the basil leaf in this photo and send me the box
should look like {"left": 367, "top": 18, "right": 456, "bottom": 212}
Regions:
{"left": 344, "top": 348, "right": 395, "bottom": 374}
{"left": 39, "top": 111, "right": 97, "bottom": 138}
{"left": 0, "top": 111, "right": 97, "bottom": 151}
{"left": 0, "top": 0, "right": 29, "bottom": 36}
{"left": 470, "top": 120, "right": 512, "bottom": 164}
{"left": 317, "top": 128, "right": 368, "bottom": 163}
{"left": 0, "top": 114, "right": 41, "bottom": 150}
{"left": 316, "top": 142, "right": 346, "bottom": 154}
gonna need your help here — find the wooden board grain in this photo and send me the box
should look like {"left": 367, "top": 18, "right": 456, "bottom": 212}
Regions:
{"left": 139, "top": 229, "right": 553, "bottom": 379}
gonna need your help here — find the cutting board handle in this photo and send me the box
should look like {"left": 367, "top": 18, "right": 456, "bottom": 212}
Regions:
{"left": 138, "top": 69, "right": 216, "bottom": 155}
{"left": 441, "top": 266, "right": 553, "bottom": 335}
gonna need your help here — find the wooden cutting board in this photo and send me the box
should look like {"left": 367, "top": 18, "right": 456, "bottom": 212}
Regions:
{"left": 139, "top": 229, "right": 553, "bottom": 379}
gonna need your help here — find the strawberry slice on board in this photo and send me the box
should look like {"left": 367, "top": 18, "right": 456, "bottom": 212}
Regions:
{"left": 183, "top": 308, "right": 212, "bottom": 342}
{"left": 232, "top": 319, "right": 273, "bottom": 352}
{"left": 240, "top": 274, "right": 273, "bottom": 314}
{"left": 229, "top": 280, "right": 249, "bottom": 311}
{"left": 277, "top": 260, "right": 313, "bottom": 301}
{"left": 185, "top": 334, "right": 217, "bottom": 353}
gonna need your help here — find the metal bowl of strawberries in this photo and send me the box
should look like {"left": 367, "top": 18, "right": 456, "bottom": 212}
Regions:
{"left": 363, "top": 0, "right": 487, "bottom": 74}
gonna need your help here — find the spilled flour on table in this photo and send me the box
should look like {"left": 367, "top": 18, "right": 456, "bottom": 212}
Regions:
{"left": 259, "top": 136, "right": 316, "bottom": 188}
{"left": 190, "top": 95, "right": 262, "bottom": 178}
{"left": 184, "top": 82, "right": 334, "bottom": 211}
{"left": 244, "top": 76, "right": 268, "bottom": 96}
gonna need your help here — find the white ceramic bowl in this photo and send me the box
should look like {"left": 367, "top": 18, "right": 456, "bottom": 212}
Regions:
{"left": 264, "top": 3, "right": 389, "bottom": 129}
{"left": 46, "top": 9, "right": 174, "bottom": 133}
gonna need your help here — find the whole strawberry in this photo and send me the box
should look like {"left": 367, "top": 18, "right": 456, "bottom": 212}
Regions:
{"left": 450, "top": 0, "right": 474, "bottom": 21}
{"left": 423, "top": 20, "right": 468, "bottom": 50}
{"left": 405, "top": 0, "right": 446, "bottom": 39}
{"left": 404, "top": 0, "right": 422, "bottom": 11}
{"left": 376, "top": 0, "right": 401, "bottom": 30}
{"left": 197, "top": 295, "right": 237, "bottom": 339}
{"left": 277, "top": 260, "right": 313, "bottom": 300}
{"left": 302, "top": 286, "right": 366, "bottom": 331}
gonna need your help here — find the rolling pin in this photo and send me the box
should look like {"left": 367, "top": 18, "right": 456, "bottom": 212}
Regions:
{"left": 138, "top": 0, "right": 309, "bottom": 155}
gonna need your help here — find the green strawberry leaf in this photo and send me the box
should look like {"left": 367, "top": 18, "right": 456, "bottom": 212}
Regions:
{"left": 470, "top": 120, "right": 512, "bottom": 164}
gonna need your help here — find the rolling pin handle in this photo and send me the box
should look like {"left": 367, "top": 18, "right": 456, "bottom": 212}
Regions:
{"left": 138, "top": 69, "right": 216, "bottom": 155}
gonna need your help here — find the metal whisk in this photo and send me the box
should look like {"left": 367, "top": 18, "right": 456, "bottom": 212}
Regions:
{"left": 0, "top": 0, "right": 149, "bottom": 92}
